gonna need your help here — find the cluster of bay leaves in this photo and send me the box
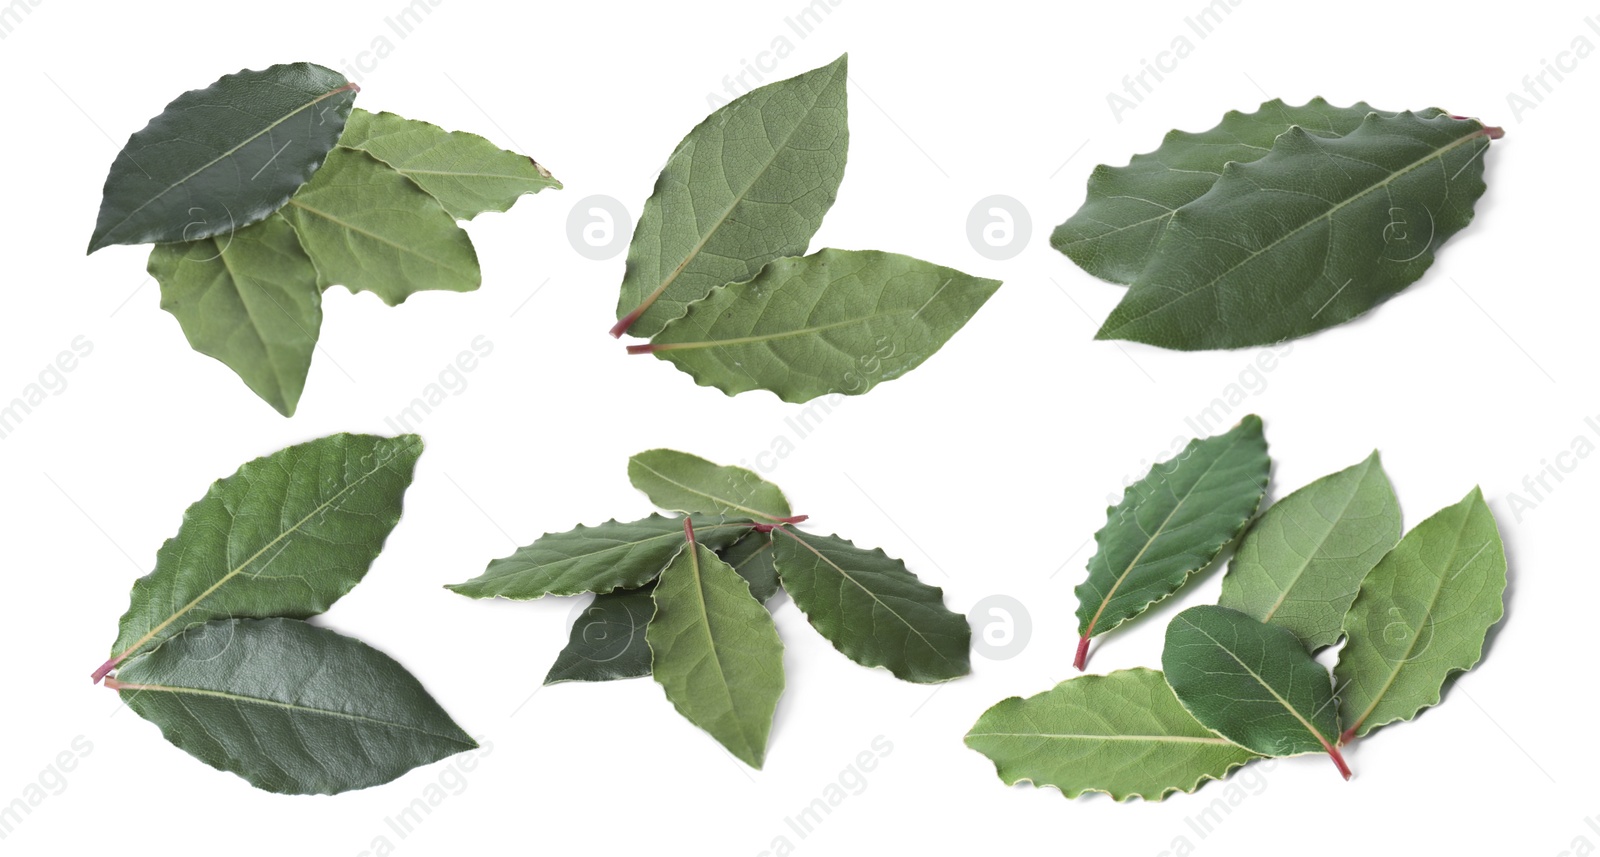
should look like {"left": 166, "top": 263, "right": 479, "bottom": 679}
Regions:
{"left": 1052, "top": 99, "right": 1502, "bottom": 350}
{"left": 610, "top": 54, "right": 1002, "bottom": 403}
{"left": 966, "top": 415, "right": 1508, "bottom": 800}
{"left": 92, "top": 433, "right": 478, "bottom": 795}
{"left": 446, "top": 448, "right": 972, "bottom": 768}
{"left": 87, "top": 62, "right": 560, "bottom": 417}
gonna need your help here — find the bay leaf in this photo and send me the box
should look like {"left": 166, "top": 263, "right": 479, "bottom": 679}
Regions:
{"left": 148, "top": 214, "right": 321, "bottom": 417}
{"left": 1334, "top": 487, "right": 1506, "bottom": 742}
{"left": 635, "top": 249, "right": 1002, "bottom": 403}
{"left": 721, "top": 532, "right": 780, "bottom": 603}
{"left": 772, "top": 528, "right": 969, "bottom": 683}
{"left": 1219, "top": 451, "right": 1401, "bottom": 649}
{"left": 96, "top": 433, "right": 422, "bottom": 682}
{"left": 545, "top": 584, "right": 656, "bottom": 685}
{"left": 279, "top": 147, "right": 480, "bottom": 305}
{"left": 339, "top": 108, "right": 560, "bottom": 220}
{"left": 89, "top": 62, "right": 357, "bottom": 252}
{"left": 446, "top": 515, "right": 750, "bottom": 600}
{"left": 628, "top": 448, "right": 793, "bottom": 523}
{"left": 1098, "top": 111, "right": 1499, "bottom": 349}
{"left": 112, "top": 617, "right": 474, "bottom": 795}
{"left": 1052, "top": 99, "right": 1440, "bottom": 284}
{"left": 1074, "top": 415, "right": 1269, "bottom": 669}
{"left": 965, "top": 668, "right": 1259, "bottom": 802}
{"left": 1163, "top": 605, "right": 1349, "bottom": 778}
{"left": 613, "top": 54, "right": 848, "bottom": 338}
{"left": 648, "top": 527, "right": 784, "bottom": 768}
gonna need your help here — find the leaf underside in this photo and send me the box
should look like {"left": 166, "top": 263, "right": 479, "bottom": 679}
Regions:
{"left": 89, "top": 62, "right": 357, "bottom": 252}
{"left": 116, "top": 618, "right": 474, "bottom": 795}
{"left": 1219, "top": 451, "right": 1401, "bottom": 649}
{"left": 1098, "top": 112, "right": 1496, "bottom": 350}
{"left": 965, "top": 668, "right": 1259, "bottom": 802}
{"left": 616, "top": 53, "right": 849, "bottom": 338}
{"left": 648, "top": 541, "right": 784, "bottom": 768}
{"left": 1052, "top": 98, "right": 1441, "bottom": 285}
{"left": 1075, "top": 415, "right": 1270, "bottom": 655}
{"left": 773, "top": 528, "right": 970, "bottom": 683}
{"left": 645, "top": 248, "right": 1002, "bottom": 403}
{"left": 1334, "top": 487, "right": 1506, "bottom": 740}
{"left": 627, "top": 448, "right": 792, "bottom": 522}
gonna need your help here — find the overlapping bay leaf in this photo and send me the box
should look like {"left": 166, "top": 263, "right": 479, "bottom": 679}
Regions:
{"left": 1335, "top": 487, "right": 1506, "bottom": 742}
{"left": 648, "top": 530, "right": 785, "bottom": 768}
{"left": 446, "top": 514, "right": 751, "bottom": 601}
{"left": 1074, "top": 416, "right": 1269, "bottom": 669}
{"left": 1052, "top": 98, "right": 1442, "bottom": 284}
{"left": 1163, "top": 606, "right": 1349, "bottom": 777}
{"left": 1219, "top": 451, "right": 1401, "bottom": 649}
{"left": 772, "top": 528, "right": 969, "bottom": 683}
{"left": 637, "top": 249, "right": 1002, "bottom": 403}
{"left": 628, "top": 448, "right": 793, "bottom": 523}
{"left": 279, "top": 147, "right": 480, "bottom": 304}
{"left": 112, "top": 618, "right": 474, "bottom": 795}
{"left": 1098, "top": 111, "right": 1499, "bottom": 349}
{"left": 96, "top": 433, "right": 422, "bottom": 682}
{"left": 339, "top": 108, "right": 561, "bottom": 219}
{"left": 89, "top": 62, "right": 357, "bottom": 252}
{"left": 545, "top": 584, "right": 658, "bottom": 685}
{"left": 965, "top": 668, "right": 1259, "bottom": 801}
{"left": 613, "top": 53, "right": 849, "bottom": 338}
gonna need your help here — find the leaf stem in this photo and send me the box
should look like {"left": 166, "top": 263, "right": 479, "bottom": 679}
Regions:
{"left": 1073, "top": 635, "right": 1092, "bottom": 671}
{"left": 1324, "top": 741, "right": 1353, "bottom": 780}
{"left": 610, "top": 306, "right": 648, "bottom": 339}
{"left": 684, "top": 516, "right": 697, "bottom": 546}
{"left": 90, "top": 657, "right": 121, "bottom": 684}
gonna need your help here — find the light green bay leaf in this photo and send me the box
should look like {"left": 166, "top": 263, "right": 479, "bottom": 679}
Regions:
{"left": 772, "top": 529, "right": 969, "bottom": 683}
{"left": 1219, "top": 451, "right": 1401, "bottom": 649}
{"left": 545, "top": 584, "right": 656, "bottom": 685}
{"left": 1098, "top": 112, "right": 1498, "bottom": 349}
{"left": 100, "top": 433, "right": 422, "bottom": 681}
{"left": 89, "top": 62, "right": 357, "bottom": 252}
{"left": 1335, "top": 487, "right": 1506, "bottom": 741}
{"left": 649, "top": 538, "right": 784, "bottom": 768}
{"left": 1163, "top": 606, "right": 1348, "bottom": 776}
{"left": 340, "top": 108, "right": 560, "bottom": 220}
{"left": 1052, "top": 98, "right": 1440, "bottom": 284}
{"left": 639, "top": 249, "right": 1002, "bottom": 403}
{"left": 114, "top": 618, "right": 474, "bottom": 795}
{"left": 1074, "top": 416, "right": 1269, "bottom": 668}
{"left": 628, "top": 448, "right": 792, "bottom": 523}
{"left": 614, "top": 54, "right": 848, "bottom": 338}
{"left": 965, "top": 668, "right": 1259, "bottom": 802}
{"left": 447, "top": 514, "right": 750, "bottom": 600}
{"left": 148, "top": 214, "right": 321, "bottom": 417}
{"left": 279, "top": 147, "right": 480, "bottom": 305}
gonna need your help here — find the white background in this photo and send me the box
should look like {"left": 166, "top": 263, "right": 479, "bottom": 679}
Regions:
{"left": 0, "top": 0, "right": 1591, "bottom": 853}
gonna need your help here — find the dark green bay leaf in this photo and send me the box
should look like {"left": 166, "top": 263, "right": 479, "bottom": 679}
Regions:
{"left": 1098, "top": 111, "right": 1499, "bottom": 350}
{"left": 637, "top": 249, "right": 1002, "bottom": 403}
{"left": 545, "top": 585, "right": 657, "bottom": 685}
{"left": 339, "top": 108, "right": 561, "bottom": 220}
{"left": 1219, "top": 451, "right": 1401, "bottom": 649}
{"left": 279, "top": 147, "right": 480, "bottom": 305}
{"left": 148, "top": 214, "right": 321, "bottom": 417}
{"left": 721, "top": 532, "right": 780, "bottom": 603}
{"left": 1074, "top": 416, "right": 1269, "bottom": 669}
{"left": 446, "top": 515, "right": 750, "bottom": 600}
{"left": 1053, "top": 98, "right": 1440, "bottom": 284}
{"left": 648, "top": 533, "right": 784, "bottom": 768}
{"left": 1335, "top": 488, "right": 1506, "bottom": 742}
{"left": 89, "top": 62, "right": 358, "bottom": 252}
{"left": 96, "top": 433, "right": 421, "bottom": 682}
{"left": 965, "top": 668, "right": 1259, "bottom": 802}
{"left": 1163, "top": 606, "right": 1348, "bottom": 777}
{"left": 112, "top": 618, "right": 474, "bottom": 795}
{"left": 613, "top": 54, "right": 848, "bottom": 338}
{"left": 627, "top": 448, "right": 793, "bottom": 523}
{"left": 772, "top": 528, "right": 969, "bottom": 683}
